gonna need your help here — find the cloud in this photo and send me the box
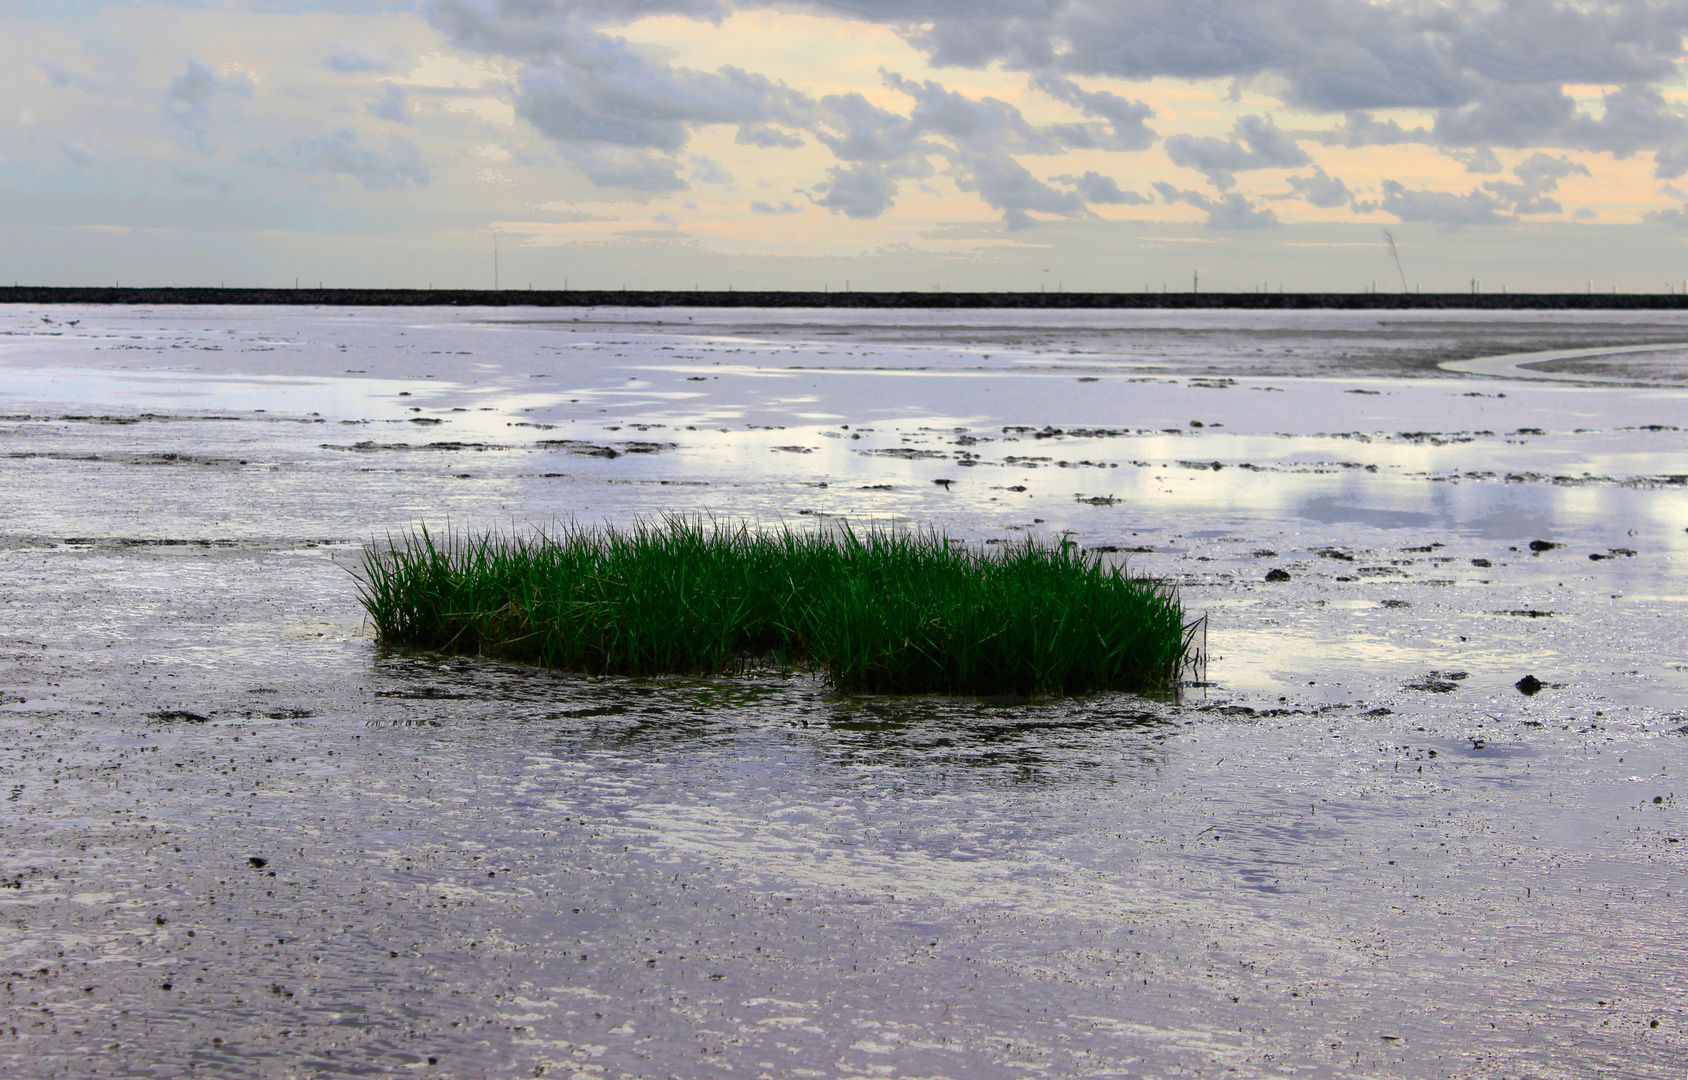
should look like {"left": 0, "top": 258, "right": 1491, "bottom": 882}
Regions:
{"left": 367, "top": 85, "right": 409, "bottom": 123}
{"left": 811, "top": 163, "right": 910, "bottom": 218}
{"left": 165, "top": 58, "right": 251, "bottom": 142}
{"left": 1165, "top": 114, "right": 1309, "bottom": 190}
{"left": 956, "top": 152, "right": 1089, "bottom": 229}
{"left": 1057, "top": 170, "right": 1149, "bottom": 205}
{"left": 554, "top": 144, "right": 690, "bottom": 192}
{"left": 688, "top": 154, "right": 734, "bottom": 184}
{"left": 736, "top": 124, "right": 803, "bottom": 148}
{"left": 515, "top": 58, "right": 806, "bottom": 155}
{"left": 808, "top": 71, "right": 1133, "bottom": 225}
{"left": 1154, "top": 182, "right": 1278, "bottom": 229}
{"left": 288, "top": 130, "right": 431, "bottom": 190}
{"left": 1378, "top": 179, "right": 1509, "bottom": 227}
{"left": 1378, "top": 155, "right": 1591, "bottom": 227}
{"left": 435, "top": 2, "right": 810, "bottom": 192}
{"left": 1308, "top": 111, "right": 1432, "bottom": 148}
{"left": 818, "top": 0, "right": 1053, "bottom": 14}
{"left": 1643, "top": 204, "right": 1688, "bottom": 227}
{"left": 750, "top": 199, "right": 801, "bottom": 213}
{"left": 413, "top": 0, "right": 1688, "bottom": 229}
{"left": 326, "top": 43, "right": 401, "bottom": 74}
{"left": 1443, "top": 147, "right": 1503, "bottom": 174}
{"left": 1028, "top": 73, "right": 1156, "bottom": 151}
{"left": 42, "top": 59, "right": 105, "bottom": 94}
{"left": 1479, "top": 151, "right": 1588, "bottom": 214}
{"left": 894, "top": 0, "right": 1688, "bottom": 109}
{"left": 1284, "top": 168, "right": 1356, "bottom": 209}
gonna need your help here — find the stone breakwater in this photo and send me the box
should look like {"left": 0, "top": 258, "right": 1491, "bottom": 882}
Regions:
{"left": 7, "top": 285, "right": 1688, "bottom": 309}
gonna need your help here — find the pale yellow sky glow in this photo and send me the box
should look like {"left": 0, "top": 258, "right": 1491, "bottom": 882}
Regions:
{"left": 7, "top": 1, "right": 1688, "bottom": 291}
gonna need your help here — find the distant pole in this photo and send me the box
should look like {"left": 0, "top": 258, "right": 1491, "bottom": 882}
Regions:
{"left": 1382, "top": 228, "right": 1408, "bottom": 291}
{"left": 1472, "top": 278, "right": 1478, "bottom": 294}
{"left": 493, "top": 231, "right": 499, "bottom": 291}
{"left": 1193, "top": 270, "right": 1199, "bottom": 293}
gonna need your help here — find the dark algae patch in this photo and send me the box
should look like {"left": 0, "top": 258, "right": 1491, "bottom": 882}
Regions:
{"left": 357, "top": 518, "right": 1196, "bottom": 696}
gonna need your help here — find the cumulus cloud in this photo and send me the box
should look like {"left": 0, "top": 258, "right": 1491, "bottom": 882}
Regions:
{"left": 750, "top": 199, "right": 801, "bottom": 213}
{"left": 956, "top": 152, "right": 1088, "bottom": 229}
{"left": 434, "top": 0, "right": 809, "bottom": 193}
{"left": 1057, "top": 170, "right": 1150, "bottom": 205}
{"left": 895, "top": 0, "right": 1688, "bottom": 109}
{"left": 891, "top": 0, "right": 1688, "bottom": 188}
{"left": 1284, "top": 168, "right": 1357, "bottom": 209}
{"left": 1479, "top": 152, "right": 1589, "bottom": 214}
{"left": 1431, "top": 83, "right": 1688, "bottom": 167}
{"left": 1443, "top": 147, "right": 1503, "bottom": 174}
{"left": 1378, "top": 180, "right": 1509, "bottom": 228}
{"left": 811, "top": 161, "right": 923, "bottom": 218}
{"left": 423, "top": 0, "right": 1688, "bottom": 228}
{"left": 1643, "top": 203, "right": 1688, "bottom": 227}
{"left": 1028, "top": 73, "right": 1156, "bottom": 151}
{"left": 1377, "top": 155, "right": 1587, "bottom": 228}
{"left": 1165, "top": 114, "right": 1309, "bottom": 190}
{"left": 1154, "top": 182, "right": 1278, "bottom": 229}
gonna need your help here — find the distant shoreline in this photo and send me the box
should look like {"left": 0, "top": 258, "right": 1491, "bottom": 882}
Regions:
{"left": 4, "top": 286, "right": 1688, "bottom": 311}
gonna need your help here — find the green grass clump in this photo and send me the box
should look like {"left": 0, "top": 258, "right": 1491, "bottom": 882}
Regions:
{"left": 357, "top": 517, "right": 1198, "bottom": 697}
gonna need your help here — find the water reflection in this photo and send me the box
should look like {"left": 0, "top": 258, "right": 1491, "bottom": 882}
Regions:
{"left": 365, "top": 651, "right": 1177, "bottom": 790}
{"left": 1299, "top": 493, "right": 1554, "bottom": 539}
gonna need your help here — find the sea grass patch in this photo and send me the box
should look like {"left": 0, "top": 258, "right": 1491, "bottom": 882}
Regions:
{"left": 357, "top": 518, "right": 1198, "bottom": 697}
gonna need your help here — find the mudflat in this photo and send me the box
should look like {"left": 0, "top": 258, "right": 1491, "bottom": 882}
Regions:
{"left": 1, "top": 304, "right": 1684, "bottom": 1078}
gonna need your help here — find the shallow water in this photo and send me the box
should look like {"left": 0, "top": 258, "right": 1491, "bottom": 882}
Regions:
{"left": 1, "top": 304, "right": 1685, "bottom": 1078}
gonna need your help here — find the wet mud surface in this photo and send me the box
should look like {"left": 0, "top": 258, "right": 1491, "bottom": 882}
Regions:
{"left": 1, "top": 305, "right": 1686, "bottom": 1077}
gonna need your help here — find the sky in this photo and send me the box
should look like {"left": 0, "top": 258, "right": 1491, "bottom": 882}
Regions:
{"left": 8, "top": 0, "right": 1688, "bottom": 292}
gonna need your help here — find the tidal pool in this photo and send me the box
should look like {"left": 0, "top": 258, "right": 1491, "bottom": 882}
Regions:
{"left": 0, "top": 304, "right": 1685, "bottom": 1078}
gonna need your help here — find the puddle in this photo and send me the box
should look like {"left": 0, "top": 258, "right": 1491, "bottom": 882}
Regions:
{"left": 1, "top": 304, "right": 1685, "bottom": 1078}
